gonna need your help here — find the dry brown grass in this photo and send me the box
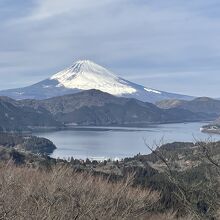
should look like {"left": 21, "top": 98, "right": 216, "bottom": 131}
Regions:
{"left": 0, "top": 163, "right": 163, "bottom": 220}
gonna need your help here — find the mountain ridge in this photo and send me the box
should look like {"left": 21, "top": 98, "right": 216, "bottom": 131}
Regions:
{"left": 0, "top": 60, "right": 193, "bottom": 103}
{"left": 0, "top": 89, "right": 215, "bottom": 131}
{"left": 156, "top": 97, "right": 220, "bottom": 116}
{"left": 17, "top": 89, "right": 213, "bottom": 126}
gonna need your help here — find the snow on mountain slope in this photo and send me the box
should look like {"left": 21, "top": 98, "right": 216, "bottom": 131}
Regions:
{"left": 0, "top": 60, "right": 193, "bottom": 102}
{"left": 50, "top": 60, "right": 136, "bottom": 95}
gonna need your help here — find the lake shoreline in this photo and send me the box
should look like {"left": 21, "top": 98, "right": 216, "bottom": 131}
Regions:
{"left": 33, "top": 122, "right": 220, "bottom": 161}
{"left": 32, "top": 120, "right": 212, "bottom": 134}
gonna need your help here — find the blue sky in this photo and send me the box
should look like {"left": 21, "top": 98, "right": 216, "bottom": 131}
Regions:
{"left": 0, "top": 0, "right": 220, "bottom": 97}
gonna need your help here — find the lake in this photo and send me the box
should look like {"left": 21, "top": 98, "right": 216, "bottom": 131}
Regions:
{"left": 34, "top": 122, "right": 220, "bottom": 160}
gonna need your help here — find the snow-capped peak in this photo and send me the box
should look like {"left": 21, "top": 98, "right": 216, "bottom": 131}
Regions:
{"left": 51, "top": 60, "right": 117, "bottom": 80}
{"left": 0, "top": 59, "right": 193, "bottom": 102}
{"left": 50, "top": 60, "right": 137, "bottom": 95}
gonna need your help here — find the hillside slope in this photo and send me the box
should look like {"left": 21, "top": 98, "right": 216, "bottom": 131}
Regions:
{"left": 156, "top": 97, "right": 220, "bottom": 116}
{"left": 0, "top": 97, "right": 61, "bottom": 132}
{"left": 19, "top": 90, "right": 213, "bottom": 126}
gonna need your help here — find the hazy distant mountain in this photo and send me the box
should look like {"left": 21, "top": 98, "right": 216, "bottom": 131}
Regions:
{"left": 0, "top": 97, "right": 61, "bottom": 132}
{"left": 157, "top": 97, "right": 220, "bottom": 134}
{"left": 19, "top": 89, "right": 212, "bottom": 126}
{"left": 0, "top": 60, "right": 193, "bottom": 103}
{"left": 156, "top": 97, "right": 220, "bottom": 116}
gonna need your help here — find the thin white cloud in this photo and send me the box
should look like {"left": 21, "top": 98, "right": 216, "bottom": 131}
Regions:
{"left": 25, "top": 0, "right": 120, "bottom": 20}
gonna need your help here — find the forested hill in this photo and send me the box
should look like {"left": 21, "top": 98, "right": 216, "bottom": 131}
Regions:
{"left": 17, "top": 89, "right": 214, "bottom": 126}
{"left": 0, "top": 133, "right": 56, "bottom": 155}
{"left": 0, "top": 96, "right": 62, "bottom": 132}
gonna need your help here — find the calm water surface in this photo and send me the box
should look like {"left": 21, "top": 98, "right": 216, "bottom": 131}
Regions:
{"left": 34, "top": 122, "right": 220, "bottom": 160}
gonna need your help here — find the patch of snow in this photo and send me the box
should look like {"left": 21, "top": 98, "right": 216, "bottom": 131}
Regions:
{"left": 144, "top": 88, "right": 161, "bottom": 94}
{"left": 51, "top": 60, "right": 136, "bottom": 95}
{"left": 43, "top": 85, "right": 52, "bottom": 88}
{"left": 15, "top": 92, "right": 24, "bottom": 95}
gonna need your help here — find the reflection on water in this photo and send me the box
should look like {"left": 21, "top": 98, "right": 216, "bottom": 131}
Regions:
{"left": 34, "top": 122, "right": 220, "bottom": 160}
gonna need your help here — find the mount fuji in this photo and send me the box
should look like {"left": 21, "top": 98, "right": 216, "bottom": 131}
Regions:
{"left": 0, "top": 60, "right": 193, "bottom": 103}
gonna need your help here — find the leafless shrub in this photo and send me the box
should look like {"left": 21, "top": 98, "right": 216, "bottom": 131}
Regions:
{"left": 194, "top": 137, "right": 220, "bottom": 171}
{"left": 145, "top": 212, "right": 193, "bottom": 220}
{"left": 0, "top": 163, "right": 160, "bottom": 220}
{"left": 144, "top": 138, "right": 216, "bottom": 220}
